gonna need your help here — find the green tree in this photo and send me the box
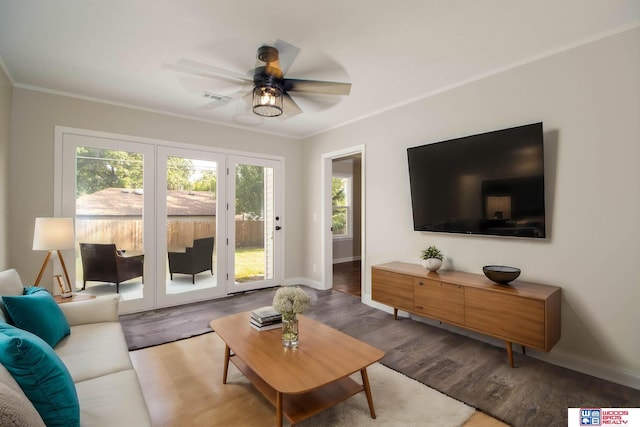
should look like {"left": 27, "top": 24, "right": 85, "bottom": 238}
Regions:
{"left": 235, "top": 165, "right": 264, "bottom": 220}
{"left": 332, "top": 177, "right": 346, "bottom": 205}
{"left": 192, "top": 169, "right": 217, "bottom": 196}
{"left": 166, "top": 157, "right": 194, "bottom": 190}
{"left": 76, "top": 149, "right": 196, "bottom": 196}
{"left": 332, "top": 177, "right": 348, "bottom": 235}
{"left": 76, "top": 147, "right": 144, "bottom": 196}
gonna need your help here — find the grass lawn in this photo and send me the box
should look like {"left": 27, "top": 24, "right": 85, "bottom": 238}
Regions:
{"left": 235, "top": 246, "right": 266, "bottom": 282}
{"left": 75, "top": 246, "right": 266, "bottom": 284}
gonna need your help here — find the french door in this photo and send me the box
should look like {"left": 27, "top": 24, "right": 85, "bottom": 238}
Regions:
{"left": 226, "top": 156, "right": 283, "bottom": 293}
{"left": 60, "top": 132, "right": 156, "bottom": 313}
{"left": 57, "top": 128, "right": 283, "bottom": 312}
{"left": 155, "top": 146, "right": 227, "bottom": 307}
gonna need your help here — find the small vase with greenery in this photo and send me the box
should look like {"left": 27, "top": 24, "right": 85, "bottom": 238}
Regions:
{"left": 420, "top": 245, "right": 444, "bottom": 271}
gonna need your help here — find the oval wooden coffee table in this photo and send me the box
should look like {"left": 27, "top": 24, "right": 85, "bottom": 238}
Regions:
{"left": 211, "top": 311, "right": 385, "bottom": 426}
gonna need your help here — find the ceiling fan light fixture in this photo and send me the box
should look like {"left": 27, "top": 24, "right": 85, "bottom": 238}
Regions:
{"left": 252, "top": 85, "right": 283, "bottom": 117}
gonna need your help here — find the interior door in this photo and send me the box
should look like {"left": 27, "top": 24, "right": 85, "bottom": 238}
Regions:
{"left": 156, "top": 147, "right": 227, "bottom": 306}
{"left": 227, "top": 156, "right": 283, "bottom": 293}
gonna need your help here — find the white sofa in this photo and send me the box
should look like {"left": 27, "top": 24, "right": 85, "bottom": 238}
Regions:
{"left": 0, "top": 268, "right": 151, "bottom": 426}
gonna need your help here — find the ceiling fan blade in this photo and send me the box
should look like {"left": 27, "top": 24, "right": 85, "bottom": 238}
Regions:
{"left": 171, "top": 58, "right": 253, "bottom": 83}
{"left": 241, "top": 89, "right": 253, "bottom": 101}
{"left": 176, "top": 74, "right": 251, "bottom": 96}
{"left": 284, "top": 79, "right": 351, "bottom": 96}
{"left": 163, "top": 62, "right": 249, "bottom": 85}
{"left": 274, "top": 39, "right": 301, "bottom": 76}
{"left": 198, "top": 101, "right": 225, "bottom": 111}
{"left": 286, "top": 92, "right": 342, "bottom": 114}
{"left": 283, "top": 93, "right": 303, "bottom": 117}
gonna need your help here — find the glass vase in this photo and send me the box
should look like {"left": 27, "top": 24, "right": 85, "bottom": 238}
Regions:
{"left": 282, "top": 315, "right": 299, "bottom": 348}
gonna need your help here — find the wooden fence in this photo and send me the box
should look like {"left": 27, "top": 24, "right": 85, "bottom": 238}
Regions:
{"left": 75, "top": 216, "right": 264, "bottom": 251}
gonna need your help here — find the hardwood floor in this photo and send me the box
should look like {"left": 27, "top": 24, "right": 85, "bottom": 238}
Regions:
{"left": 130, "top": 332, "right": 507, "bottom": 427}
{"left": 332, "top": 260, "right": 361, "bottom": 296}
{"left": 123, "top": 285, "right": 640, "bottom": 426}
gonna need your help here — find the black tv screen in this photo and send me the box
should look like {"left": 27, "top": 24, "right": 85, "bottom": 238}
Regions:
{"left": 407, "top": 122, "right": 546, "bottom": 238}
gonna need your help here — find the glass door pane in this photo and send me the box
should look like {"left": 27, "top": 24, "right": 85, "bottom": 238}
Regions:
{"left": 157, "top": 147, "right": 226, "bottom": 306}
{"left": 228, "top": 156, "right": 282, "bottom": 293}
{"left": 60, "top": 132, "right": 156, "bottom": 313}
{"left": 75, "top": 146, "right": 146, "bottom": 298}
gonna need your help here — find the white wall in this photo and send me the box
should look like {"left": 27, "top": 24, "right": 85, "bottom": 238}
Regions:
{"left": 9, "top": 88, "right": 304, "bottom": 285}
{"left": 302, "top": 27, "right": 640, "bottom": 384}
{"left": 0, "top": 66, "right": 11, "bottom": 269}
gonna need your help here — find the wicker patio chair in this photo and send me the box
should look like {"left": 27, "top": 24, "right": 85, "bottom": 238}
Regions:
{"left": 79, "top": 243, "right": 144, "bottom": 293}
{"left": 167, "top": 237, "right": 214, "bottom": 284}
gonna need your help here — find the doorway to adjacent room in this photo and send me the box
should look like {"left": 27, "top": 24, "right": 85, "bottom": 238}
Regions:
{"left": 322, "top": 147, "right": 363, "bottom": 298}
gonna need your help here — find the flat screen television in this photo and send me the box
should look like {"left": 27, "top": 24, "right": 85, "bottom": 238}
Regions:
{"left": 407, "top": 122, "right": 546, "bottom": 238}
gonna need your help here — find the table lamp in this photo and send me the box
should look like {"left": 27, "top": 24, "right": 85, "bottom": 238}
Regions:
{"left": 32, "top": 217, "right": 75, "bottom": 290}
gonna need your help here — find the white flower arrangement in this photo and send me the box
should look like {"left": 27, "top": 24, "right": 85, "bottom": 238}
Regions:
{"left": 272, "top": 286, "right": 311, "bottom": 321}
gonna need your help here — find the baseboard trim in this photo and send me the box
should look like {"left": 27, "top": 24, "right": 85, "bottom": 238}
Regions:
{"left": 529, "top": 348, "right": 640, "bottom": 390}
{"left": 357, "top": 296, "right": 640, "bottom": 390}
{"left": 284, "top": 277, "right": 326, "bottom": 290}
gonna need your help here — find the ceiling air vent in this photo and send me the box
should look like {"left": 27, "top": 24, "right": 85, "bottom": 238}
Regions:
{"left": 203, "top": 92, "right": 231, "bottom": 104}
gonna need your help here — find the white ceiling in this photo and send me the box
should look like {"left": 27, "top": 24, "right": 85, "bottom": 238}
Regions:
{"left": 1, "top": 1, "right": 638, "bottom": 139}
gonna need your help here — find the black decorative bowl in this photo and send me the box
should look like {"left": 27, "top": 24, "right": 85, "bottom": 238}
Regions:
{"left": 483, "top": 265, "right": 521, "bottom": 284}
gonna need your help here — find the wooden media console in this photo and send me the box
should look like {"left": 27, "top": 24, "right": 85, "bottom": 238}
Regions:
{"left": 372, "top": 262, "right": 561, "bottom": 367}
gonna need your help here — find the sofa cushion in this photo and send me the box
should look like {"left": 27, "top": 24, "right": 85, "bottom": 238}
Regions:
{"left": 0, "top": 363, "right": 46, "bottom": 427}
{"left": 0, "top": 323, "right": 80, "bottom": 426}
{"left": 0, "top": 269, "right": 23, "bottom": 296}
{"left": 2, "top": 288, "right": 70, "bottom": 347}
{"left": 57, "top": 295, "right": 120, "bottom": 326}
{"left": 75, "top": 369, "right": 152, "bottom": 427}
{"left": 0, "top": 269, "right": 24, "bottom": 323}
{"left": 55, "top": 322, "right": 133, "bottom": 383}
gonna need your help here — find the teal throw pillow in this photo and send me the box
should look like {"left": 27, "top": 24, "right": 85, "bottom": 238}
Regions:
{"left": 0, "top": 323, "right": 80, "bottom": 426}
{"left": 2, "top": 288, "right": 70, "bottom": 347}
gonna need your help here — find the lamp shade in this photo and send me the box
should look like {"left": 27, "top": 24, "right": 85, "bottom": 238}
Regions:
{"left": 252, "top": 85, "right": 283, "bottom": 117}
{"left": 32, "top": 218, "right": 75, "bottom": 250}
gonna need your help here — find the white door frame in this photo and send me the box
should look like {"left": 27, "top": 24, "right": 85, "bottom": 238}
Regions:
{"left": 227, "top": 155, "right": 284, "bottom": 293}
{"left": 56, "top": 130, "right": 157, "bottom": 313}
{"left": 55, "top": 126, "right": 286, "bottom": 313}
{"left": 321, "top": 145, "right": 365, "bottom": 295}
{"left": 155, "top": 146, "right": 228, "bottom": 307}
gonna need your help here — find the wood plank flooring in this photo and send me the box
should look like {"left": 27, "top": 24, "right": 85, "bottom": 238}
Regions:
{"left": 123, "top": 285, "right": 640, "bottom": 426}
{"left": 332, "top": 261, "right": 362, "bottom": 296}
{"left": 130, "top": 332, "right": 506, "bottom": 427}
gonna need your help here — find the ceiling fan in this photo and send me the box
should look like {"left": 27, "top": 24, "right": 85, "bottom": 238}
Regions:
{"left": 165, "top": 40, "right": 351, "bottom": 118}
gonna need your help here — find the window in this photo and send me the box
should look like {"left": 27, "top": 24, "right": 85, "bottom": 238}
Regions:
{"left": 332, "top": 175, "right": 352, "bottom": 238}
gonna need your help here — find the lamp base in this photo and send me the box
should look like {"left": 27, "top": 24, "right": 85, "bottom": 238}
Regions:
{"left": 35, "top": 251, "right": 72, "bottom": 292}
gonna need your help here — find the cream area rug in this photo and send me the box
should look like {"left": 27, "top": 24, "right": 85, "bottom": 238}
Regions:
{"left": 227, "top": 362, "right": 475, "bottom": 427}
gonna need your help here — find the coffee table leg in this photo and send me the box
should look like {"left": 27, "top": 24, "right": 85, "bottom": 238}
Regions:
{"left": 222, "top": 345, "right": 231, "bottom": 384}
{"left": 276, "top": 391, "right": 283, "bottom": 427}
{"left": 360, "top": 368, "right": 376, "bottom": 419}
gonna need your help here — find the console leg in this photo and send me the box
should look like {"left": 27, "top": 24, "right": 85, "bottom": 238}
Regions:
{"left": 505, "top": 341, "right": 514, "bottom": 368}
{"left": 393, "top": 308, "right": 398, "bottom": 320}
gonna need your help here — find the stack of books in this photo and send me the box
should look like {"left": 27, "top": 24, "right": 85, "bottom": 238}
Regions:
{"left": 250, "top": 306, "right": 282, "bottom": 331}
